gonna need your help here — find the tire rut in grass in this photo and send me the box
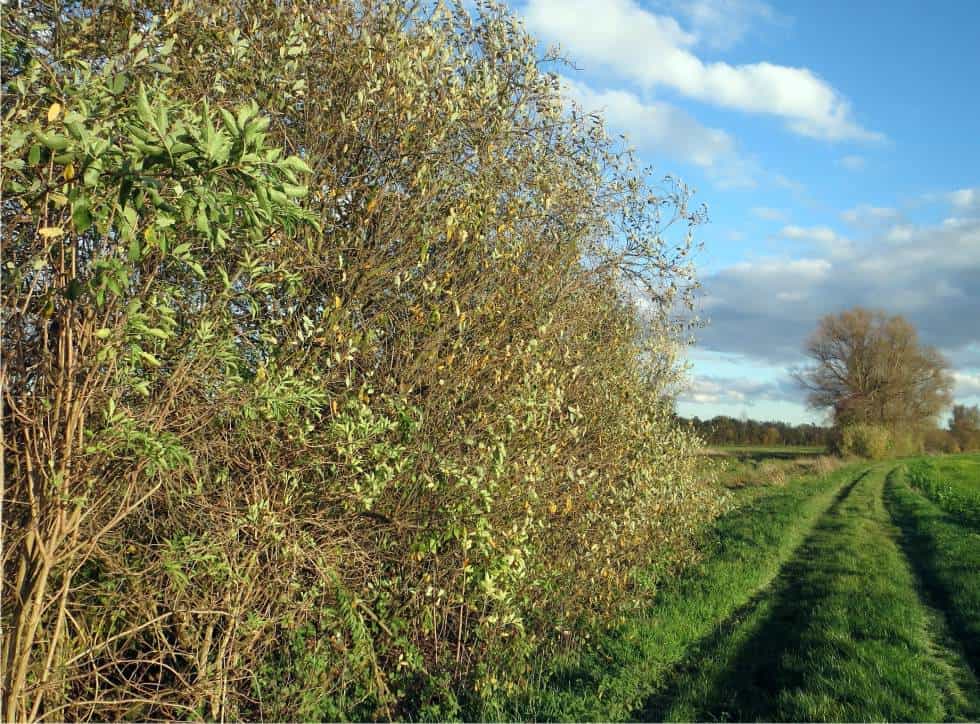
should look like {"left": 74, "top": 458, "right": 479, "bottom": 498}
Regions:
{"left": 643, "top": 466, "right": 967, "bottom": 722}
{"left": 884, "top": 467, "right": 980, "bottom": 712}
{"left": 634, "top": 467, "right": 869, "bottom": 722}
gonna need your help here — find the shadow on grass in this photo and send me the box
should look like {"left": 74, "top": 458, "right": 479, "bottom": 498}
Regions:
{"left": 885, "top": 470, "right": 980, "bottom": 677}
{"left": 635, "top": 471, "right": 869, "bottom": 722}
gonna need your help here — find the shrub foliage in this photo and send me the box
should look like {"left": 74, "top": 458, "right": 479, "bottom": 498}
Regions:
{"left": 1, "top": 1, "right": 720, "bottom": 719}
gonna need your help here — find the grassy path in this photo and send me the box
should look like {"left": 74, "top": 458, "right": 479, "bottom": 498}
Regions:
{"left": 885, "top": 465, "right": 980, "bottom": 676}
{"left": 642, "top": 465, "right": 980, "bottom": 722}
{"left": 492, "top": 465, "right": 861, "bottom": 720}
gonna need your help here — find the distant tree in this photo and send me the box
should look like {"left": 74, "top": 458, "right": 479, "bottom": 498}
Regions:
{"left": 795, "top": 308, "right": 953, "bottom": 432}
{"left": 950, "top": 404, "right": 980, "bottom": 451}
{"left": 761, "top": 426, "right": 780, "bottom": 446}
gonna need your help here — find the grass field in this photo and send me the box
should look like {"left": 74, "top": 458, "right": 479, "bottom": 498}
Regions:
{"left": 487, "top": 452, "right": 980, "bottom": 721}
{"left": 907, "top": 455, "right": 980, "bottom": 529}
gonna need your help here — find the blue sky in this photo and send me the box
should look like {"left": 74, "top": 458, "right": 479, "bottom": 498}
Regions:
{"left": 511, "top": 0, "right": 980, "bottom": 425}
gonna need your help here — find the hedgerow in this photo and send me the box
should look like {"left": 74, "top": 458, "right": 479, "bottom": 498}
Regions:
{"left": 2, "top": 1, "right": 720, "bottom": 719}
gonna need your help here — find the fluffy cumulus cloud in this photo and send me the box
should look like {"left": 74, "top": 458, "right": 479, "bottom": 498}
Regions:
{"left": 560, "top": 77, "right": 732, "bottom": 167}
{"left": 523, "top": 0, "right": 882, "bottom": 142}
{"left": 559, "top": 77, "right": 758, "bottom": 188}
{"left": 679, "top": 373, "right": 801, "bottom": 405}
{"left": 696, "top": 208, "right": 980, "bottom": 366}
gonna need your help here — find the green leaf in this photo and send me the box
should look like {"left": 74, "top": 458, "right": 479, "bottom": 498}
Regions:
{"left": 136, "top": 84, "right": 154, "bottom": 127}
{"left": 83, "top": 165, "right": 101, "bottom": 187}
{"left": 282, "top": 183, "right": 308, "bottom": 198}
{"left": 72, "top": 199, "right": 92, "bottom": 232}
{"left": 283, "top": 156, "right": 313, "bottom": 175}
{"left": 36, "top": 131, "right": 68, "bottom": 151}
{"left": 8, "top": 129, "right": 28, "bottom": 150}
{"left": 219, "top": 108, "right": 238, "bottom": 136}
{"left": 173, "top": 242, "right": 192, "bottom": 257}
{"left": 128, "top": 235, "right": 142, "bottom": 261}
{"left": 27, "top": 144, "right": 41, "bottom": 166}
{"left": 195, "top": 205, "right": 211, "bottom": 236}
{"left": 95, "top": 328, "right": 113, "bottom": 339}
{"left": 237, "top": 101, "right": 259, "bottom": 129}
{"left": 138, "top": 349, "right": 162, "bottom": 367}
{"left": 110, "top": 73, "right": 128, "bottom": 95}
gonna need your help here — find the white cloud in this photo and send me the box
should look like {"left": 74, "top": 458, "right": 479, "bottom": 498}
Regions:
{"left": 885, "top": 224, "right": 915, "bottom": 243}
{"left": 560, "top": 77, "right": 734, "bottom": 167}
{"left": 943, "top": 217, "right": 980, "bottom": 229}
{"left": 840, "top": 204, "right": 898, "bottom": 225}
{"left": 658, "top": 0, "right": 780, "bottom": 51}
{"left": 679, "top": 372, "right": 799, "bottom": 405}
{"left": 780, "top": 224, "right": 840, "bottom": 244}
{"left": 779, "top": 224, "right": 853, "bottom": 256}
{"left": 949, "top": 187, "right": 979, "bottom": 210}
{"left": 953, "top": 370, "right": 980, "bottom": 398}
{"left": 752, "top": 206, "right": 787, "bottom": 221}
{"left": 560, "top": 77, "right": 757, "bottom": 188}
{"left": 524, "top": 0, "right": 882, "bottom": 142}
{"left": 837, "top": 155, "right": 866, "bottom": 171}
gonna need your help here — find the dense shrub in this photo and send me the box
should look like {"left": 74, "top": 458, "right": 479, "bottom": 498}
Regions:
{"left": 837, "top": 423, "right": 892, "bottom": 460}
{"left": 2, "top": 0, "right": 720, "bottom": 719}
{"left": 924, "top": 428, "right": 961, "bottom": 454}
{"left": 888, "top": 428, "right": 924, "bottom": 457}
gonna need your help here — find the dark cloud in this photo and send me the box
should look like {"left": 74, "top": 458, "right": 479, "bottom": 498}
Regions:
{"left": 694, "top": 212, "right": 980, "bottom": 366}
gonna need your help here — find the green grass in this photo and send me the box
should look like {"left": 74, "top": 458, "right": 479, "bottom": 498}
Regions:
{"left": 485, "top": 463, "right": 863, "bottom": 721}
{"left": 481, "top": 456, "right": 980, "bottom": 722}
{"left": 886, "top": 462, "right": 980, "bottom": 675}
{"left": 907, "top": 455, "right": 980, "bottom": 530}
{"left": 646, "top": 465, "right": 980, "bottom": 722}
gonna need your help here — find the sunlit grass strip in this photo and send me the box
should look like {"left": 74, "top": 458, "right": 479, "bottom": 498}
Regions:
{"left": 656, "top": 466, "right": 979, "bottom": 722}
{"left": 907, "top": 455, "right": 980, "bottom": 530}
{"left": 887, "top": 463, "right": 980, "bottom": 675}
{"left": 483, "top": 464, "right": 864, "bottom": 721}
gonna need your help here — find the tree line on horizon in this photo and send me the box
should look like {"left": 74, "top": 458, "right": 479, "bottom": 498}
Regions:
{"left": 678, "top": 415, "right": 832, "bottom": 448}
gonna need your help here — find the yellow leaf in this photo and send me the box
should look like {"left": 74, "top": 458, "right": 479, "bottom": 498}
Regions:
{"left": 333, "top": 294, "right": 342, "bottom": 309}
{"left": 47, "top": 103, "right": 62, "bottom": 123}
{"left": 63, "top": 163, "right": 75, "bottom": 181}
{"left": 39, "top": 227, "right": 64, "bottom": 238}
